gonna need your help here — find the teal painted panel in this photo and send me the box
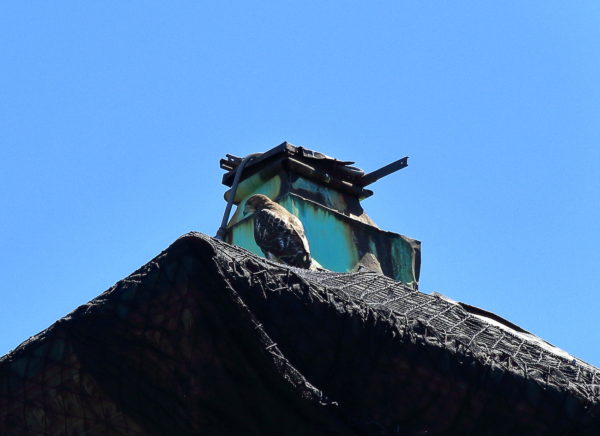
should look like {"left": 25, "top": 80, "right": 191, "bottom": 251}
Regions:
{"left": 291, "top": 177, "right": 344, "bottom": 212}
{"left": 367, "top": 232, "right": 417, "bottom": 284}
{"left": 228, "top": 218, "right": 264, "bottom": 257}
{"left": 228, "top": 175, "right": 283, "bottom": 227}
{"left": 225, "top": 192, "right": 419, "bottom": 285}
{"left": 386, "top": 235, "right": 416, "bottom": 284}
{"left": 281, "top": 196, "right": 358, "bottom": 272}
{"left": 227, "top": 195, "right": 358, "bottom": 272}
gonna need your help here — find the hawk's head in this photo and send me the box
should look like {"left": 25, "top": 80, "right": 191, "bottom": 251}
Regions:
{"left": 243, "top": 194, "right": 274, "bottom": 215}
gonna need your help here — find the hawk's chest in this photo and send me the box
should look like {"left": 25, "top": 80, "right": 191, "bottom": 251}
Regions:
{"left": 253, "top": 208, "right": 309, "bottom": 253}
{"left": 254, "top": 209, "right": 292, "bottom": 240}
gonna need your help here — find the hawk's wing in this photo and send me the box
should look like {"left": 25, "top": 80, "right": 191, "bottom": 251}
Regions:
{"left": 253, "top": 208, "right": 311, "bottom": 268}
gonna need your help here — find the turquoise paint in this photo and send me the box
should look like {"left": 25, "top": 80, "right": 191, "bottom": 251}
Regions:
{"left": 386, "top": 235, "right": 415, "bottom": 284}
{"left": 228, "top": 217, "right": 264, "bottom": 257}
{"left": 224, "top": 176, "right": 419, "bottom": 285}
{"left": 227, "top": 194, "right": 358, "bottom": 271}
{"left": 226, "top": 193, "right": 418, "bottom": 283}
{"left": 227, "top": 175, "right": 282, "bottom": 227}
{"left": 291, "top": 177, "right": 343, "bottom": 212}
{"left": 280, "top": 196, "right": 358, "bottom": 272}
{"left": 233, "top": 172, "right": 282, "bottom": 202}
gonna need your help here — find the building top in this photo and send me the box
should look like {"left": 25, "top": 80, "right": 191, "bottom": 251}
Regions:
{"left": 218, "top": 142, "right": 418, "bottom": 283}
{"left": 2, "top": 232, "right": 598, "bottom": 434}
{"left": 220, "top": 141, "right": 408, "bottom": 201}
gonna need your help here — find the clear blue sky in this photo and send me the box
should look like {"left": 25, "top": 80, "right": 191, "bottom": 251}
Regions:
{"left": 1, "top": 2, "right": 599, "bottom": 366}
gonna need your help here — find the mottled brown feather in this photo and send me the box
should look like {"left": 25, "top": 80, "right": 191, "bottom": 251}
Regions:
{"left": 244, "top": 194, "right": 311, "bottom": 268}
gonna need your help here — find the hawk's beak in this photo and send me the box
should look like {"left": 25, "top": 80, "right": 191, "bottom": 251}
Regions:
{"left": 243, "top": 202, "right": 254, "bottom": 216}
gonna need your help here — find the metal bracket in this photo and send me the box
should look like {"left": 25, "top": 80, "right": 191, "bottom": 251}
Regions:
{"left": 359, "top": 157, "right": 409, "bottom": 187}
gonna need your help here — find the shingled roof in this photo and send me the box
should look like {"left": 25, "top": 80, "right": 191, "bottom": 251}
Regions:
{"left": 1, "top": 233, "right": 599, "bottom": 435}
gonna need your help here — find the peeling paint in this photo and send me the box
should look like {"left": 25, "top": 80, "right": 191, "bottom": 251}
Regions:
{"left": 226, "top": 192, "right": 419, "bottom": 285}
{"left": 221, "top": 145, "right": 420, "bottom": 285}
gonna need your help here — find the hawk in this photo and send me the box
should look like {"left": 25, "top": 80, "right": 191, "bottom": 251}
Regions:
{"left": 243, "top": 194, "right": 311, "bottom": 268}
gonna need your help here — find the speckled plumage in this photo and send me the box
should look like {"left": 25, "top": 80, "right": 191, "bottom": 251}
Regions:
{"left": 244, "top": 194, "right": 311, "bottom": 268}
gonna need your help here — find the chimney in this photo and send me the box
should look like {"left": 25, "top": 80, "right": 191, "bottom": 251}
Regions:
{"left": 219, "top": 142, "right": 420, "bottom": 287}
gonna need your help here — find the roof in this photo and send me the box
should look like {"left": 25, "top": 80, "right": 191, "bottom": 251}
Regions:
{"left": 220, "top": 142, "right": 407, "bottom": 200}
{"left": 1, "top": 233, "right": 599, "bottom": 434}
{"left": 220, "top": 142, "right": 363, "bottom": 186}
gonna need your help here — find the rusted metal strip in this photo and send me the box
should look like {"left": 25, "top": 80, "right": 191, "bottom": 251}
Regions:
{"left": 359, "top": 156, "right": 409, "bottom": 187}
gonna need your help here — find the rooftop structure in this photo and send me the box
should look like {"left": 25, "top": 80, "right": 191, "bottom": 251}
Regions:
{"left": 219, "top": 142, "right": 420, "bottom": 286}
{"left": 1, "top": 233, "right": 598, "bottom": 434}
{"left": 2, "top": 143, "right": 598, "bottom": 434}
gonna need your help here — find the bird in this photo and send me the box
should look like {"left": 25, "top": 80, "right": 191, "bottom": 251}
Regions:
{"left": 243, "top": 194, "right": 312, "bottom": 268}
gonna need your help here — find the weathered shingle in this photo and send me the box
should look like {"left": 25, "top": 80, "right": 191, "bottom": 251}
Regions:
{"left": 1, "top": 232, "right": 598, "bottom": 435}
